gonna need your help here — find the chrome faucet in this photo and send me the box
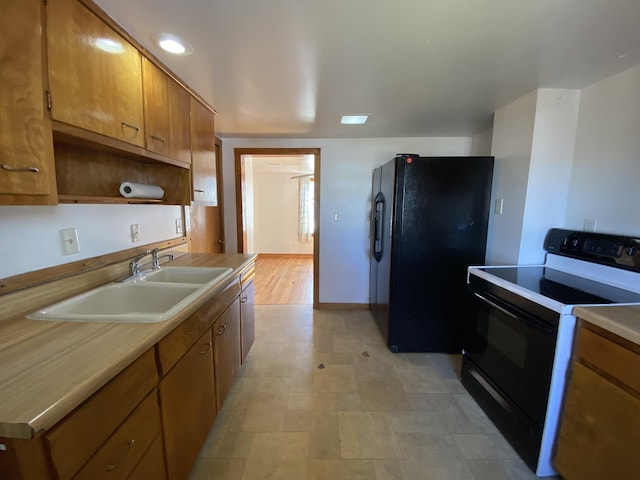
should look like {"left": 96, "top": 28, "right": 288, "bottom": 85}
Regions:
{"left": 129, "top": 249, "right": 151, "bottom": 276}
{"left": 151, "top": 248, "right": 174, "bottom": 269}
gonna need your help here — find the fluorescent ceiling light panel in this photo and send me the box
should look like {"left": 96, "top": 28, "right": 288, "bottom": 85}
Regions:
{"left": 341, "top": 115, "right": 368, "bottom": 124}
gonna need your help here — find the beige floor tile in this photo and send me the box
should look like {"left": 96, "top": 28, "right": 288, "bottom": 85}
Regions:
{"left": 394, "top": 365, "right": 450, "bottom": 393}
{"left": 310, "top": 411, "right": 341, "bottom": 459}
{"left": 394, "top": 432, "right": 465, "bottom": 462}
{"left": 403, "top": 456, "right": 476, "bottom": 480}
{"left": 356, "top": 378, "right": 412, "bottom": 411}
{"left": 283, "top": 410, "right": 313, "bottom": 431}
{"left": 312, "top": 364, "right": 357, "bottom": 392}
{"left": 213, "top": 432, "right": 255, "bottom": 459}
{"left": 308, "top": 459, "right": 376, "bottom": 480}
{"left": 289, "top": 392, "right": 337, "bottom": 411}
{"left": 351, "top": 355, "right": 399, "bottom": 379}
{"left": 188, "top": 458, "right": 245, "bottom": 480}
{"left": 452, "top": 433, "right": 519, "bottom": 460}
{"left": 453, "top": 393, "right": 498, "bottom": 433}
{"left": 241, "top": 376, "right": 294, "bottom": 393}
{"left": 467, "top": 459, "right": 510, "bottom": 480}
{"left": 228, "top": 392, "right": 289, "bottom": 432}
{"left": 336, "top": 392, "right": 363, "bottom": 411}
{"left": 372, "top": 459, "right": 409, "bottom": 480}
{"left": 338, "top": 411, "right": 401, "bottom": 458}
{"left": 500, "top": 458, "right": 553, "bottom": 480}
{"left": 242, "top": 432, "right": 310, "bottom": 480}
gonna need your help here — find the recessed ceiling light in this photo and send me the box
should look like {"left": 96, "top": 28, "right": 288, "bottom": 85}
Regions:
{"left": 341, "top": 115, "right": 368, "bottom": 125}
{"left": 151, "top": 33, "right": 193, "bottom": 56}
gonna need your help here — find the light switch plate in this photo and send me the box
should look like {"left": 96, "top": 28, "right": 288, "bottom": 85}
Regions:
{"left": 130, "top": 224, "right": 140, "bottom": 242}
{"left": 175, "top": 218, "right": 183, "bottom": 235}
{"left": 60, "top": 228, "right": 80, "bottom": 255}
{"left": 494, "top": 198, "right": 504, "bottom": 215}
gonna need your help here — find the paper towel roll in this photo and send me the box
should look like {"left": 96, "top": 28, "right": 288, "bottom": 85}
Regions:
{"left": 119, "top": 182, "right": 164, "bottom": 199}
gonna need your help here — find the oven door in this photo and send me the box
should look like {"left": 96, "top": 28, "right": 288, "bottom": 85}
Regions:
{"left": 463, "top": 280, "right": 558, "bottom": 428}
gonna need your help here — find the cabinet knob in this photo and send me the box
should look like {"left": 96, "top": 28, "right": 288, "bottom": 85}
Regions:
{"left": 194, "top": 189, "right": 205, "bottom": 193}
{"left": 150, "top": 134, "right": 166, "bottom": 143}
{"left": 218, "top": 239, "right": 225, "bottom": 244}
{"left": 216, "top": 324, "right": 227, "bottom": 336}
{"left": 2, "top": 164, "right": 39, "bottom": 173}
{"left": 240, "top": 296, "right": 248, "bottom": 304}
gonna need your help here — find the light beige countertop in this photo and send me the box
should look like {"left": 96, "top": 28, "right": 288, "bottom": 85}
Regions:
{"left": 0, "top": 253, "right": 255, "bottom": 439}
{"left": 573, "top": 304, "right": 640, "bottom": 345}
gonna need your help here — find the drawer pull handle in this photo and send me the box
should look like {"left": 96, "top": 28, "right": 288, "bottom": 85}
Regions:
{"left": 216, "top": 324, "right": 227, "bottom": 336}
{"left": 121, "top": 121, "right": 140, "bottom": 132}
{"left": 2, "top": 164, "right": 40, "bottom": 173}
{"left": 199, "top": 341, "right": 212, "bottom": 355}
{"left": 106, "top": 439, "right": 135, "bottom": 471}
{"left": 194, "top": 189, "right": 205, "bottom": 193}
{"left": 151, "top": 134, "right": 166, "bottom": 143}
{"left": 240, "top": 296, "right": 248, "bottom": 304}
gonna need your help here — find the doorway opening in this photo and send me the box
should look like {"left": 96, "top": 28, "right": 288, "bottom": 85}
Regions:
{"left": 234, "top": 148, "right": 320, "bottom": 308}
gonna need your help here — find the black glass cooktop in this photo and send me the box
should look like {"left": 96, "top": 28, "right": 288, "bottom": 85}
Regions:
{"left": 479, "top": 266, "right": 640, "bottom": 305}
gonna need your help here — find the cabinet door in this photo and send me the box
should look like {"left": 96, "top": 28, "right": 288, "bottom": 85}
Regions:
{"left": 142, "top": 59, "right": 190, "bottom": 164}
{"left": 213, "top": 298, "right": 241, "bottom": 410}
{"left": 554, "top": 361, "right": 640, "bottom": 480}
{"left": 0, "top": 0, "right": 56, "bottom": 199}
{"left": 47, "top": 0, "right": 145, "bottom": 147}
{"left": 159, "top": 330, "right": 216, "bottom": 480}
{"left": 240, "top": 279, "right": 256, "bottom": 364}
{"left": 190, "top": 97, "right": 217, "bottom": 204}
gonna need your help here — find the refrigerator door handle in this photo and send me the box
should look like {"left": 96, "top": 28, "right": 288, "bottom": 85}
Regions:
{"left": 373, "top": 193, "right": 385, "bottom": 262}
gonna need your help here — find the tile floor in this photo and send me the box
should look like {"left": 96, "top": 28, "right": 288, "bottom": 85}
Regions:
{"left": 189, "top": 305, "right": 546, "bottom": 480}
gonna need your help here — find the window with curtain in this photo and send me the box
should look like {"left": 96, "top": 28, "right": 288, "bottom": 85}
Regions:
{"left": 298, "top": 176, "right": 314, "bottom": 242}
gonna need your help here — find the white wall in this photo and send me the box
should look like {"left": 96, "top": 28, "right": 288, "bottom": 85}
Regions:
{"left": 470, "top": 128, "right": 493, "bottom": 156}
{"left": 221, "top": 137, "right": 473, "bottom": 304}
{"left": 0, "top": 205, "right": 183, "bottom": 278}
{"left": 486, "top": 91, "right": 537, "bottom": 265}
{"left": 487, "top": 88, "right": 580, "bottom": 265}
{"left": 252, "top": 170, "right": 313, "bottom": 254}
{"left": 519, "top": 89, "right": 580, "bottom": 263}
{"left": 565, "top": 65, "right": 640, "bottom": 236}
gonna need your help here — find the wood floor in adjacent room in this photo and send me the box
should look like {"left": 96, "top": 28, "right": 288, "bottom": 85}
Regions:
{"left": 254, "top": 254, "right": 313, "bottom": 305}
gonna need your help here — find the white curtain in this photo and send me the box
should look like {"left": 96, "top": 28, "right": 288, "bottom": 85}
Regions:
{"left": 298, "top": 176, "right": 314, "bottom": 242}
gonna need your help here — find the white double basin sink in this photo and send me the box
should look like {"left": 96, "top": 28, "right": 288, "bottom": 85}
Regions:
{"left": 27, "top": 267, "right": 233, "bottom": 323}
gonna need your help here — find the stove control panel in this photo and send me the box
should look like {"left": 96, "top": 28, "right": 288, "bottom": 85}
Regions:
{"left": 545, "top": 228, "right": 640, "bottom": 272}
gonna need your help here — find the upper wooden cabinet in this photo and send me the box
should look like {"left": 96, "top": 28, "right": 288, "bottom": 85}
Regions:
{"left": 47, "top": 0, "right": 145, "bottom": 147}
{"left": 0, "top": 0, "right": 56, "bottom": 203}
{"left": 142, "top": 59, "right": 191, "bottom": 165}
{"left": 190, "top": 97, "right": 218, "bottom": 205}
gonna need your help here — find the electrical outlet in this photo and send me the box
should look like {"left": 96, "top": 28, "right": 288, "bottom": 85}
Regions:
{"left": 130, "top": 224, "right": 140, "bottom": 242}
{"left": 494, "top": 198, "right": 504, "bottom": 215}
{"left": 583, "top": 218, "right": 597, "bottom": 232}
{"left": 175, "top": 218, "right": 183, "bottom": 235}
{"left": 60, "top": 228, "right": 80, "bottom": 255}
{"left": 334, "top": 211, "right": 341, "bottom": 221}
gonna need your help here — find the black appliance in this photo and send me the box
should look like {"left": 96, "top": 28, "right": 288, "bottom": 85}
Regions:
{"left": 369, "top": 154, "right": 494, "bottom": 352}
{"left": 461, "top": 228, "right": 640, "bottom": 476}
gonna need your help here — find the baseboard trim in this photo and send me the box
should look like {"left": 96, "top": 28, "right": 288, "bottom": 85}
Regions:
{"left": 314, "top": 303, "right": 370, "bottom": 310}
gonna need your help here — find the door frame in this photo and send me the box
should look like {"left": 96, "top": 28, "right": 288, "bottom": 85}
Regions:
{"left": 234, "top": 147, "right": 320, "bottom": 308}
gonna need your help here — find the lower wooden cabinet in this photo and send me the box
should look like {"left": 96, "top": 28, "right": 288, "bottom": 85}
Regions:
{"left": 126, "top": 435, "right": 167, "bottom": 480}
{"left": 554, "top": 322, "right": 640, "bottom": 479}
{"left": 213, "top": 298, "right": 242, "bottom": 410}
{"left": 159, "top": 329, "right": 216, "bottom": 480}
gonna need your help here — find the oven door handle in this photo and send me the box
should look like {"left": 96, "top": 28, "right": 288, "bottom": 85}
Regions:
{"left": 472, "top": 292, "right": 556, "bottom": 335}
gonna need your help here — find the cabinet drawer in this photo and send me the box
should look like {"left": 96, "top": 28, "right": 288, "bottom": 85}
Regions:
{"left": 45, "top": 348, "right": 157, "bottom": 480}
{"left": 74, "top": 392, "right": 161, "bottom": 480}
{"left": 576, "top": 325, "right": 640, "bottom": 395}
{"left": 126, "top": 435, "right": 166, "bottom": 480}
{"left": 157, "top": 277, "right": 240, "bottom": 375}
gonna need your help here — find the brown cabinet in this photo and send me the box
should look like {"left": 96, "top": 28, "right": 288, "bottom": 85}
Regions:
{"left": 44, "top": 348, "right": 158, "bottom": 480}
{"left": 159, "top": 329, "right": 217, "bottom": 480}
{"left": 212, "top": 298, "right": 242, "bottom": 410}
{"left": 47, "top": 0, "right": 145, "bottom": 147}
{"left": 190, "top": 97, "right": 218, "bottom": 204}
{"left": 240, "top": 271, "right": 256, "bottom": 364}
{"left": 0, "top": 0, "right": 56, "bottom": 204}
{"left": 554, "top": 322, "right": 640, "bottom": 479}
{"left": 142, "top": 58, "right": 191, "bottom": 164}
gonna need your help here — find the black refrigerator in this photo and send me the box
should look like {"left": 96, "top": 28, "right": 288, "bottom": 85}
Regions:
{"left": 369, "top": 154, "right": 494, "bottom": 353}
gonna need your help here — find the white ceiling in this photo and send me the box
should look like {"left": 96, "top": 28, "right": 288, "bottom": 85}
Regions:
{"left": 95, "top": 0, "right": 640, "bottom": 139}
